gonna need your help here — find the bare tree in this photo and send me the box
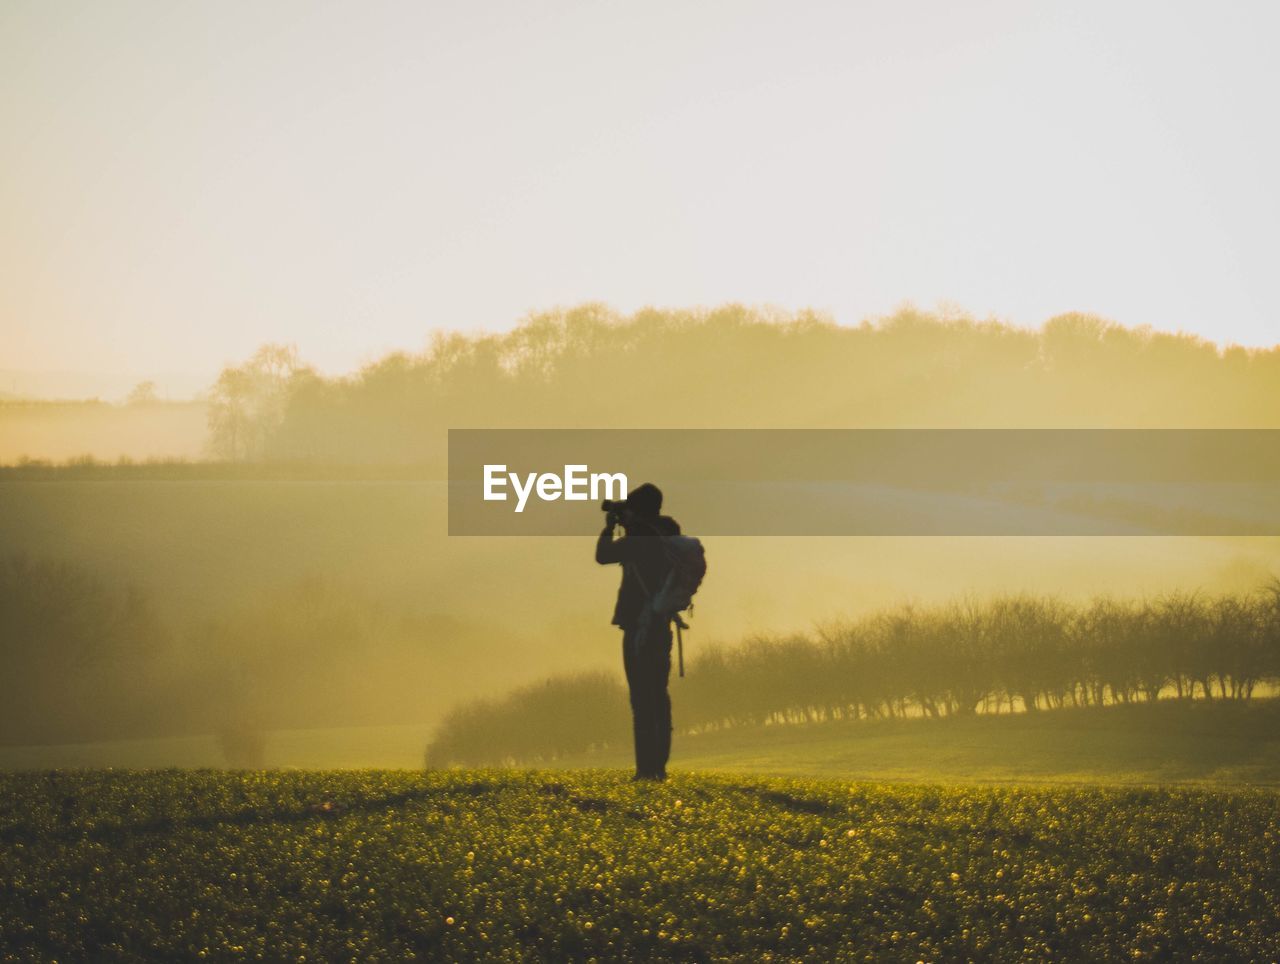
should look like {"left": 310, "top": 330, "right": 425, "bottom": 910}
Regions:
{"left": 206, "top": 344, "right": 306, "bottom": 461}
{"left": 126, "top": 380, "right": 159, "bottom": 405}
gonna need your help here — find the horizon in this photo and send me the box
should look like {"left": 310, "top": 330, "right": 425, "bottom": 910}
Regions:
{"left": 4, "top": 303, "right": 1276, "bottom": 403}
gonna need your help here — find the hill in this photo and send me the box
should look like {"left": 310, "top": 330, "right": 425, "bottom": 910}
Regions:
{"left": 0, "top": 398, "right": 207, "bottom": 463}
{"left": 5, "top": 698, "right": 1280, "bottom": 785}
{"left": 553, "top": 697, "right": 1280, "bottom": 786}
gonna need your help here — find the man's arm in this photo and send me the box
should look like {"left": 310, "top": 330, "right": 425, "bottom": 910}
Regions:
{"left": 596, "top": 524, "right": 634, "bottom": 565}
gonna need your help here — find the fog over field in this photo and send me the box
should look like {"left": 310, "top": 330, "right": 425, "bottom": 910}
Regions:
{"left": 2, "top": 306, "right": 1278, "bottom": 766}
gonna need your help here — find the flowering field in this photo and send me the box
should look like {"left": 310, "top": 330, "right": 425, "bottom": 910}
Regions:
{"left": 2, "top": 770, "right": 1278, "bottom": 961}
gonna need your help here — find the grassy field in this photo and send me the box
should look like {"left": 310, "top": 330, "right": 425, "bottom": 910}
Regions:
{"left": 0, "top": 724, "right": 438, "bottom": 771}
{"left": 2, "top": 769, "right": 1277, "bottom": 961}
{"left": 557, "top": 698, "right": 1280, "bottom": 786}
{"left": 8, "top": 698, "right": 1280, "bottom": 787}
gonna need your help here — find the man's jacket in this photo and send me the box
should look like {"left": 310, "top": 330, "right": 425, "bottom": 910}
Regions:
{"left": 595, "top": 514, "right": 681, "bottom": 627}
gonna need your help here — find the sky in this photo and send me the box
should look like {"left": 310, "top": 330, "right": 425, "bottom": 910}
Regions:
{"left": 1, "top": 0, "right": 1277, "bottom": 392}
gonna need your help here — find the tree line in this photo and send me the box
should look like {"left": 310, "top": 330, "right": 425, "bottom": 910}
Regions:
{"left": 205, "top": 305, "right": 1280, "bottom": 463}
{"left": 425, "top": 585, "right": 1280, "bottom": 767}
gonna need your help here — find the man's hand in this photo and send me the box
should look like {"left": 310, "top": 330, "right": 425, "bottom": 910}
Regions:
{"left": 596, "top": 516, "right": 625, "bottom": 564}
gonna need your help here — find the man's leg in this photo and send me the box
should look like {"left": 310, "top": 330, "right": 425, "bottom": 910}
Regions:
{"left": 621, "top": 626, "right": 653, "bottom": 778}
{"left": 646, "top": 621, "right": 674, "bottom": 778}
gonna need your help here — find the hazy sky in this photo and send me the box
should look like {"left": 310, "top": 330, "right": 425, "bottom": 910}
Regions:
{"left": 2, "top": 0, "right": 1277, "bottom": 384}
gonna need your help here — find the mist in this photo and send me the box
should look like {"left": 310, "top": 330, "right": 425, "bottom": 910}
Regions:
{"left": 2, "top": 305, "right": 1278, "bottom": 767}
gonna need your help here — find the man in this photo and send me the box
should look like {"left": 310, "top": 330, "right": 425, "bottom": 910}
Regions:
{"left": 595, "top": 482, "right": 679, "bottom": 781}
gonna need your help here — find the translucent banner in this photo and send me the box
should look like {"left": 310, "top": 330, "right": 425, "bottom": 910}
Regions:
{"left": 447, "top": 429, "right": 1280, "bottom": 536}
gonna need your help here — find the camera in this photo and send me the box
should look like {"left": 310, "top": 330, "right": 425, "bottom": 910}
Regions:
{"left": 602, "top": 499, "right": 627, "bottom": 527}
{"left": 601, "top": 484, "right": 660, "bottom": 524}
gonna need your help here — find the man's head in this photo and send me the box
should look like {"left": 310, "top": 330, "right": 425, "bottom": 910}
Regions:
{"left": 603, "top": 482, "right": 664, "bottom": 526}
{"left": 623, "top": 482, "right": 663, "bottom": 518}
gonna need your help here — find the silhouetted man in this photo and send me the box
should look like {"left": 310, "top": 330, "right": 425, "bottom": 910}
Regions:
{"left": 595, "top": 482, "right": 679, "bottom": 781}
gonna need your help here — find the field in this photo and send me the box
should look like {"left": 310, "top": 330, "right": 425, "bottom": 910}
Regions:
{"left": 2, "top": 769, "right": 1278, "bottom": 961}
{"left": 8, "top": 697, "right": 1280, "bottom": 789}
{"left": 554, "top": 698, "right": 1280, "bottom": 787}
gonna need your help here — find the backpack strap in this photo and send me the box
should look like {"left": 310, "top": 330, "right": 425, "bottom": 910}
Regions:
{"left": 628, "top": 561, "right": 652, "bottom": 599}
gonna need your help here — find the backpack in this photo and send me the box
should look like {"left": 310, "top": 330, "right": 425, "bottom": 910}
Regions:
{"left": 650, "top": 534, "right": 706, "bottom": 678}
{"left": 651, "top": 535, "right": 707, "bottom": 617}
